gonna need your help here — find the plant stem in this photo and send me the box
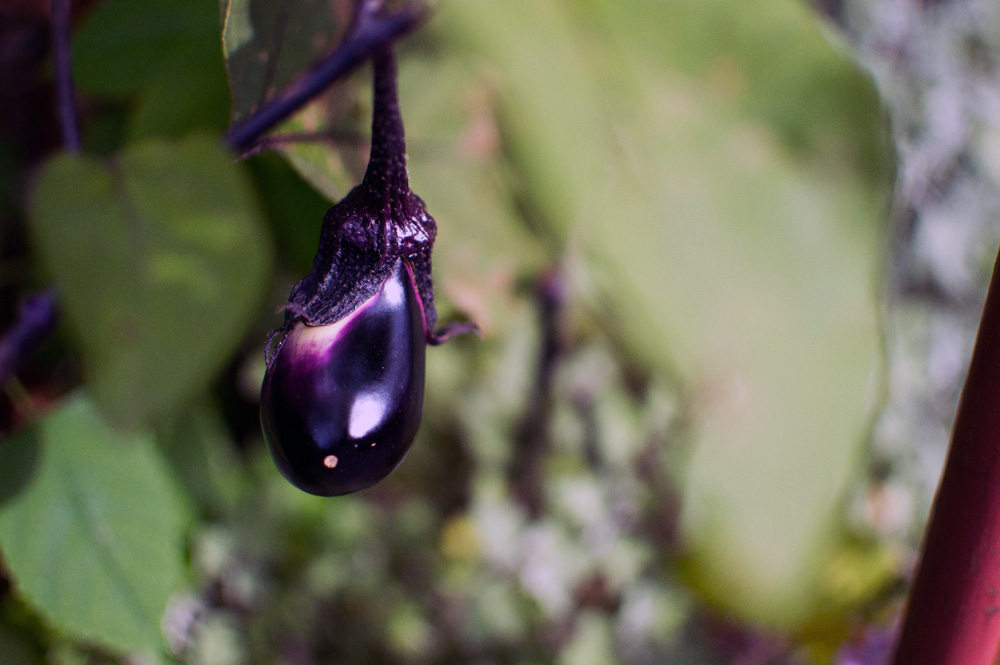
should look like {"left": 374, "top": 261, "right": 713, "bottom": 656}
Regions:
{"left": 509, "top": 270, "right": 565, "bottom": 518}
{"left": 225, "top": 1, "right": 425, "bottom": 155}
{"left": 0, "top": 291, "right": 58, "bottom": 391}
{"left": 890, "top": 246, "right": 1000, "bottom": 665}
{"left": 50, "top": 0, "right": 80, "bottom": 152}
{"left": 361, "top": 47, "right": 408, "bottom": 196}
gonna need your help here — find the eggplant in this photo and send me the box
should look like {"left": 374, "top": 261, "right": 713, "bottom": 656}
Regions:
{"left": 262, "top": 259, "right": 426, "bottom": 495}
{"left": 260, "top": 47, "right": 473, "bottom": 496}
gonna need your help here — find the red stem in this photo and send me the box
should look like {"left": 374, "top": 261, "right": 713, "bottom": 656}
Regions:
{"left": 891, "top": 246, "right": 1000, "bottom": 665}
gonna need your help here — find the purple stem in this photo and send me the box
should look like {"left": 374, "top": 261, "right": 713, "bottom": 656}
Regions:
{"left": 889, "top": 247, "right": 1000, "bottom": 664}
{"left": 225, "top": 1, "right": 426, "bottom": 155}
{"left": 50, "top": 0, "right": 80, "bottom": 153}
{"left": 362, "top": 47, "right": 408, "bottom": 196}
{"left": 0, "top": 291, "right": 59, "bottom": 390}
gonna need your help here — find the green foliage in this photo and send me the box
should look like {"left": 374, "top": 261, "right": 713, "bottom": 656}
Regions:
{"left": 221, "top": 0, "right": 346, "bottom": 121}
{"left": 73, "top": 0, "right": 231, "bottom": 141}
{"left": 222, "top": 0, "right": 364, "bottom": 201}
{"left": 73, "top": 0, "right": 216, "bottom": 98}
{"left": 157, "top": 404, "right": 245, "bottom": 517}
{"left": 0, "top": 626, "right": 41, "bottom": 665}
{"left": 420, "top": 0, "right": 886, "bottom": 625}
{"left": 0, "top": 395, "right": 187, "bottom": 657}
{"left": 0, "top": 0, "right": 916, "bottom": 661}
{"left": 28, "top": 135, "right": 271, "bottom": 426}
{"left": 246, "top": 152, "right": 329, "bottom": 271}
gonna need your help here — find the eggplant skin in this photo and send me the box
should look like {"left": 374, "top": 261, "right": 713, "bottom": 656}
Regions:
{"left": 260, "top": 260, "right": 426, "bottom": 496}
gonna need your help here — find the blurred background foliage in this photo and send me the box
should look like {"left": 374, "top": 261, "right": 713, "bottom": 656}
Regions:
{"left": 0, "top": 0, "right": 997, "bottom": 663}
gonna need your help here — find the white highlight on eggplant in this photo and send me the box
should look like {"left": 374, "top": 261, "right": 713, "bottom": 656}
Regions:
{"left": 381, "top": 271, "right": 404, "bottom": 307}
{"left": 349, "top": 392, "right": 385, "bottom": 439}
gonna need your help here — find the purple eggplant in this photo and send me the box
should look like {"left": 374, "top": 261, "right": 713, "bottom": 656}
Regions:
{"left": 261, "top": 259, "right": 426, "bottom": 495}
{"left": 260, "top": 47, "right": 473, "bottom": 496}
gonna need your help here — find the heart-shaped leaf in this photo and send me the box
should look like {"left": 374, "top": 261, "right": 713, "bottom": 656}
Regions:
{"left": 28, "top": 135, "right": 272, "bottom": 426}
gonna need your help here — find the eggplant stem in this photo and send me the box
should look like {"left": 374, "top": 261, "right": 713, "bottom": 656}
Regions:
{"left": 362, "top": 48, "right": 408, "bottom": 196}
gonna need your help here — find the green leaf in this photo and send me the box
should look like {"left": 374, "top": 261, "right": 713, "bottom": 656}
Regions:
{"left": 435, "top": 0, "right": 887, "bottom": 627}
{"left": 221, "top": 0, "right": 350, "bottom": 121}
{"left": 221, "top": 0, "right": 367, "bottom": 199}
{"left": 73, "top": 0, "right": 231, "bottom": 142}
{"left": 127, "top": 36, "right": 232, "bottom": 141}
{"left": 0, "top": 395, "right": 187, "bottom": 657}
{"left": 157, "top": 403, "right": 245, "bottom": 517}
{"left": 273, "top": 109, "right": 362, "bottom": 202}
{"left": 247, "top": 152, "right": 331, "bottom": 271}
{"left": 73, "top": 0, "right": 219, "bottom": 99}
{"left": 0, "top": 627, "right": 41, "bottom": 665}
{"left": 28, "top": 135, "right": 272, "bottom": 426}
{"left": 399, "top": 53, "right": 549, "bottom": 334}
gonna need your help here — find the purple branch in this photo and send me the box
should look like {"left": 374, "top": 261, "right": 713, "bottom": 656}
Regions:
{"left": 0, "top": 291, "right": 59, "bottom": 390}
{"left": 225, "top": 1, "right": 426, "bottom": 155}
{"left": 50, "top": 0, "right": 80, "bottom": 153}
{"left": 890, "top": 247, "right": 1000, "bottom": 664}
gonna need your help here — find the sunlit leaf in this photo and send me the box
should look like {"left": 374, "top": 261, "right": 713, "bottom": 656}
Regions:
{"left": 28, "top": 135, "right": 272, "bottom": 426}
{"left": 0, "top": 395, "right": 187, "bottom": 657}
{"left": 271, "top": 108, "right": 364, "bottom": 202}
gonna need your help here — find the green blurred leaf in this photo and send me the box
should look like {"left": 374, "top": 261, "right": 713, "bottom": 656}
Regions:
{"left": 157, "top": 403, "right": 245, "bottom": 517}
{"left": 0, "top": 627, "right": 41, "bottom": 665}
{"left": 572, "top": 0, "right": 891, "bottom": 183}
{"left": 273, "top": 108, "right": 362, "bottom": 202}
{"left": 400, "top": 52, "right": 548, "bottom": 336}
{"left": 73, "top": 0, "right": 230, "bottom": 142}
{"left": 128, "top": 36, "right": 232, "bottom": 140}
{"left": 436, "top": 0, "right": 886, "bottom": 627}
{"left": 73, "top": 0, "right": 219, "bottom": 100}
{"left": 247, "top": 152, "right": 330, "bottom": 271}
{"left": 0, "top": 395, "right": 187, "bottom": 657}
{"left": 28, "top": 135, "right": 272, "bottom": 425}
